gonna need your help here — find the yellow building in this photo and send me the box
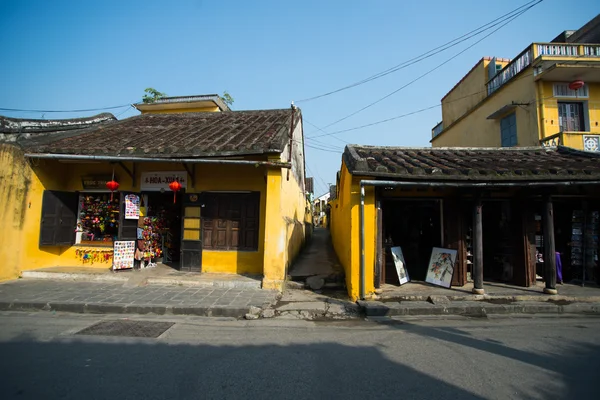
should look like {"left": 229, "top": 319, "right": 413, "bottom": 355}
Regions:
{"left": 431, "top": 15, "right": 600, "bottom": 151}
{"left": 330, "top": 145, "right": 600, "bottom": 301}
{"left": 0, "top": 95, "right": 308, "bottom": 291}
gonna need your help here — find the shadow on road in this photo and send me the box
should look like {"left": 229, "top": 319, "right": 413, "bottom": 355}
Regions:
{"left": 0, "top": 333, "right": 483, "bottom": 400}
{"left": 372, "top": 317, "right": 600, "bottom": 399}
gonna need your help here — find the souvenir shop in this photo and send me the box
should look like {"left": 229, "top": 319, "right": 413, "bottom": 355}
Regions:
{"left": 376, "top": 190, "right": 600, "bottom": 290}
{"left": 75, "top": 172, "right": 185, "bottom": 270}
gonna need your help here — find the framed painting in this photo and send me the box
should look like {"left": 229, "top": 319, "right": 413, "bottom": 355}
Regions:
{"left": 390, "top": 246, "right": 410, "bottom": 285}
{"left": 425, "top": 247, "right": 458, "bottom": 288}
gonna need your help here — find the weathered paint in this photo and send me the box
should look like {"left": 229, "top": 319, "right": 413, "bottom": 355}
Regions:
{"left": 441, "top": 58, "right": 510, "bottom": 127}
{"left": 0, "top": 145, "right": 32, "bottom": 281}
{"left": 433, "top": 43, "right": 600, "bottom": 150}
{"left": 433, "top": 67, "right": 538, "bottom": 147}
{"left": 329, "top": 161, "right": 376, "bottom": 301}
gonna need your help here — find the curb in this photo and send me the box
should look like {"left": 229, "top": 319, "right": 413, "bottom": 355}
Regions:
{"left": 21, "top": 271, "right": 127, "bottom": 283}
{"left": 357, "top": 300, "right": 600, "bottom": 317}
{"left": 20, "top": 272, "right": 263, "bottom": 290}
{"left": 0, "top": 301, "right": 251, "bottom": 318}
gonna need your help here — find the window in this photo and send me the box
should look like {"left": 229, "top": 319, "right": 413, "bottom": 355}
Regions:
{"left": 558, "top": 102, "right": 585, "bottom": 132}
{"left": 500, "top": 113, "right": 517, "bottom": 147}
{"left": 77, "top": 193, "right": 121, "bottom": 244}
{"left": 40, "top": 191, "right": 78, "bottom": 246}
{"left": 201, "top": 192, "right": 260, "bottom": 251}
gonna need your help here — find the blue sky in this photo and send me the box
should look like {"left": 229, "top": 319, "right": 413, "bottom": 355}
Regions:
{"left": 1, "top": 0, "right": 598, "bottom": 196}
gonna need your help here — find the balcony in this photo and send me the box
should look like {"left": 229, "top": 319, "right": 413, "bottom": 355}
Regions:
{"left": 432, "top": 121, "right": 443, "bottom": 138}
{"left": 486, "top": 43, "right": 600, "bottom": 95}
{"left": 540, "top": 131, "right": 600, "bottom": 152}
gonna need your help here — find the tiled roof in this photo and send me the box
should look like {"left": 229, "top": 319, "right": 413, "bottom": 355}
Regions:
{"left": 1, "top": 113, "right": 116, "bottom": 143}
{"left": 343, "top": 145, "right": 600, "bottom": 182}
{"left": 21, "top": 109, "right": 298, "bottom": 158}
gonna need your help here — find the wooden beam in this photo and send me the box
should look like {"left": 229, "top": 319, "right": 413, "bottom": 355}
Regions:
{"left": 542, "top": 195, "right": 558, "bottom": 294}
{"left": 472, "top": 195, "right": 484, "bottom": 294}
{"left": 183, "top": 163, "right": 195, "bottom": 189}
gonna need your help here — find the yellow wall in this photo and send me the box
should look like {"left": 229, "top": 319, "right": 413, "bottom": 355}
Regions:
{"left": 330, "top": 162, "right": 376, "bottom": 301}
{"left": 538, "top": 81, "right": 600, "bottom": 146}
{"left": 0, "top": 150, "right": 307, "bottom": 280}
{"left": 433, "top": 67, "right": 539, "bottom": 147}
{"left": 263, "top": 117, "right": 307, "bottom": 290}
{"left": 0, "top": 145, "right": 33, "bottom": 281}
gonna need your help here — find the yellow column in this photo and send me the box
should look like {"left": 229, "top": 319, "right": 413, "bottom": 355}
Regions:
{"left": 262, "top": 168, "right": 285, "bottom": 291}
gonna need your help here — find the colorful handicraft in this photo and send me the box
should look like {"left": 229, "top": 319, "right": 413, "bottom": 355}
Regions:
{"left": 75, "top": 248, "right": 114, "bottom": 264}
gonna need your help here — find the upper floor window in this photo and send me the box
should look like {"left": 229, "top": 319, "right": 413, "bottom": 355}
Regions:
{"left": 500, "top": 113, "right": 517, "bottom": 147}
{"left": 558, "top": 102, "right": 585, "bottom": 132}
{"left": 553, "top": 83, "right": 589, "bottom": 98}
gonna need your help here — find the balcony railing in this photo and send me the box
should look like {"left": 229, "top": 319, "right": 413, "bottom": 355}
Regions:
{"left": 540, "top": 132, "right": 600, "bottom": 152}
{"left": 432, "top": 121, "right": 443, "bottom": 138}
{"left": 486, "top": 42, "right": 600, "bottom": 96}
{"left": 487, "top": 47, "right": 532, "bottom": 95}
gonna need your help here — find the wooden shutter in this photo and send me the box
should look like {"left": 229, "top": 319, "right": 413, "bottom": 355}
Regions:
{"left": 39, "top": 191, "right": 78, "bottom": 247}
{"left": 241, "top": 192, "right": 260, "bottom": 250}
{"left": 119, "top": 192, "right": 139, "bottom": 240}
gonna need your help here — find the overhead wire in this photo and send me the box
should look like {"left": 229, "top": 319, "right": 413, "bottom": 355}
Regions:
{"left": 307, "top": 68, "right": 540, "bottom": 139}
{"left": 295, "top": 0, "right": 542, "bottom": 103}
{"left": 317, "top": 2, "right": 541, "bottom": 132}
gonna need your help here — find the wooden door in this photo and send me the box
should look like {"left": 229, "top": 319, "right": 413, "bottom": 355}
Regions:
{"left": 181, "top": 194, "right": 202, "bottom": 272}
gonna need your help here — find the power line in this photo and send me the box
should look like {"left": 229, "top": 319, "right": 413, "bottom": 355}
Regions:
{"left": 295, "top": 0, "right": 542, "bottom": 103}
{"left": 307, "top": 69, "right": 538, "bottom": 139}
{"left": 318, "top": 3, "right": 541, "bottom": 131}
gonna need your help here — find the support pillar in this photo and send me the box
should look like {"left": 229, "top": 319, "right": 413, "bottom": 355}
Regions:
{"left": 472, "top": 196, "right": 484, "bottom": 295}
{"left": 542, "top": 196, "right": 558, "bottom": 295}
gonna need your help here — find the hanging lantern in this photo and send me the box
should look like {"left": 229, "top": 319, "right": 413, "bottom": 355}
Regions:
{"left": 568, "top": 80, "right": 585, "bottom": 91}
{"left": 169, "top": 180, "right": 182, "bottom": 204}
{"left": 106, "top": 180, "right": 119, "bottom": 201}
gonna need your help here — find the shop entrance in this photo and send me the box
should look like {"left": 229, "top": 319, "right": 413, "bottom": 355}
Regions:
{"left": 140, "top": 192, "right": 182, "bottom": 268}
{"left": 381, "top": 200, "right": 442, "bottom": 283}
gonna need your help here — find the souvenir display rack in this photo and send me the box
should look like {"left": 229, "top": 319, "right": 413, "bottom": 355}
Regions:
{"left": 570, "top": 209, "right": 599, "bottom": 284}
{"left": 78, "top": 195, "right": 119, "bottom": 243}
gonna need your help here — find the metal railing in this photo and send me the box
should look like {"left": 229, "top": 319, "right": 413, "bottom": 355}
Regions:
{"left": 540, "top": 134, "right": 562, "bottom": 147}
{"left": 487, "top": 42, "right": 600, "bottom": 96}
{"left": 487, "top": 48, "right": 532, "bottom": 95}
{"left": 432, "top": 121, "right": 443, "bottom": 138}
{"left": 536, "top": 43, "right": 578, "bottom": 56}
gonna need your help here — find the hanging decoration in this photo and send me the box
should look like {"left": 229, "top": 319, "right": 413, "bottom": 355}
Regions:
{"left": 106, "top": 166, "right": 119, "bottom": 201}
{"left": 169, "top": 180, "right": 182, "bottom": 204}
{"left": 568, "top": 80, "right": 585, "bottom": 91}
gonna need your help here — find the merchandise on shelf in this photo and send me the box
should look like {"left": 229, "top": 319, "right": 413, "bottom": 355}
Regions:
{"left": 78, "top": 195, "right": 120, "bottom": 242}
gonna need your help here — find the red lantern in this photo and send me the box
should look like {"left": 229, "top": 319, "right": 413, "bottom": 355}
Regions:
{"left": 169, "top": 180, "right": 182, "bottom": 203}
{"left": 568, "top": 80, "right": 585, "bottom": 91}
{"left": 106, "top": 180, "right": 119, "bottom": 201}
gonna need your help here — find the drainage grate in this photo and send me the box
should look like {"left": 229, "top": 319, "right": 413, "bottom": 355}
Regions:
{"left": 75, "top": 320, "right": 175, "bottom": 338}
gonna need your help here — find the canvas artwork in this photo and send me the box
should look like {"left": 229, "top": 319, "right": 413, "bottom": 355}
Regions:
{"left": 390, "top": 246, "right": 410, "bottom": 285}
{"left": 113, "top": 240, "right": 136, "bottom": 270}
{"left": 425, "top": 247, "right": 458, "bottom": 288}
{"left": 125, "top": 194, "right": 140, "bottom": 219}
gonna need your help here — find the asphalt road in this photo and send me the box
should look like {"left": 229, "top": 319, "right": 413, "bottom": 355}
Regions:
{"left": 0, "top": 312, "right": 599, "bottom": 400}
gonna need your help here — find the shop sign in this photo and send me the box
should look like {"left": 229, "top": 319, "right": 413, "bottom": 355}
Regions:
{"left": 140, "top": 171, "right": 187, "bottom": 191}
{"left": 81, "top": 175, "right": 113, "bottom": 190}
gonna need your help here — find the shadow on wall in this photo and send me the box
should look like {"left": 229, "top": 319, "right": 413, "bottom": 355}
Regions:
{"left": 284, "top": 210, "right": 305, "bottom": 278}
{"left": 0, "top": 335, "right": 484, "bottom": 399}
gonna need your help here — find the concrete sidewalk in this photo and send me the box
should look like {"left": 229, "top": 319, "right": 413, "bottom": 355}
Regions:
{"left": 0, "top": 280, "right": 278, "bottom": 318}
